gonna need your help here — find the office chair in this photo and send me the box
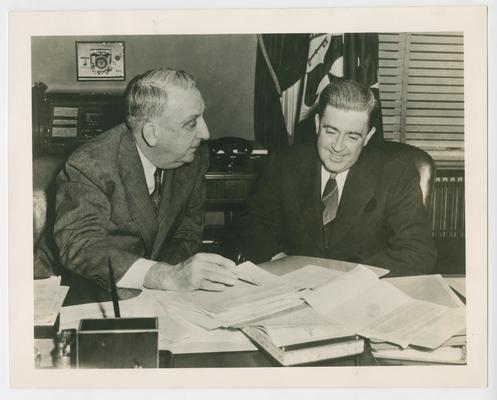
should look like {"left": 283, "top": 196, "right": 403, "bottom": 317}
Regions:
{"left": 381, "top": 141, "right": 436, "bottom": 210}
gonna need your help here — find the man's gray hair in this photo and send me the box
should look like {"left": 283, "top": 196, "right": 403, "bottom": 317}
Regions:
{"left": 124, "top": 68, "right": 196, "bottom": 130}
{"left": 317, "top": 79, "right": 378, "bottom": 129}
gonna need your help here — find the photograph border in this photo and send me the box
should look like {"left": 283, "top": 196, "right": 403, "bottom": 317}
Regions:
{"left": 7, "top": 5, "right": 488, "bottom": 390}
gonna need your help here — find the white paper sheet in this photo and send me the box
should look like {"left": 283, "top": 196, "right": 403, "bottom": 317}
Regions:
{"left": 303, "top": 265, "right": 380, "bottom": 314}
{"left": 281, "top": 265, "right": 344, "bottom": 289}
{"left": 444, "top": 276, "right": 466, "bottom": 298}
{"left": 34, "top": 276, "right": 69, "bottom": 325}
{"left": 385, "top": 274, "right": 465, "bottom": 308}
{"left": 303, "top": 265, "right": 466, "bottom": 349}
{"left": 246, "top": 305, "right": 354, "bottom": 347}
{"left": 234, "top": 261, "right": 283, "bottom": 286}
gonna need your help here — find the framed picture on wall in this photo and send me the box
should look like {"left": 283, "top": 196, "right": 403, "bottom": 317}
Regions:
{"left": 75, "top": 41, "right": 125, "bottom": 81}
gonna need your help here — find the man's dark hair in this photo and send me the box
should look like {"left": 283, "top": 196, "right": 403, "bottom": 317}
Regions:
{"left": 317, "top": 79, "right": 378, "bottom": 129}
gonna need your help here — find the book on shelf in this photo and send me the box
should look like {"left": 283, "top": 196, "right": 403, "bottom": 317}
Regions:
{"left": 240, "top": 306, "right": 365, "bottom": 366}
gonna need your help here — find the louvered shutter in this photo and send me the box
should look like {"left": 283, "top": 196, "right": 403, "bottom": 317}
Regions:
{"left": 378, "top": 33, "right": 403, "bottom": 142}
{"left": 378, "top": 32, "right": 464, "bottom": 167}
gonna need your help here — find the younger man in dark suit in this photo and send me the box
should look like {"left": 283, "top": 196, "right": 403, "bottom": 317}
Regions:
{"left": 242, "top": 79, "right": 436, "bottom": 276}
{"left": 53, "top": 68, "right": 237, "bottom": 292}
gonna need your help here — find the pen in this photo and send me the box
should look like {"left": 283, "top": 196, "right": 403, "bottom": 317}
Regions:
{"left": 108, "top": 256, "right": 121, "bottom": 318}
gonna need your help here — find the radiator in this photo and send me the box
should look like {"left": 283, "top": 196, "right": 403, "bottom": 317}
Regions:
{"left": 429, "top": 176, "right": 465, "bottom": 239}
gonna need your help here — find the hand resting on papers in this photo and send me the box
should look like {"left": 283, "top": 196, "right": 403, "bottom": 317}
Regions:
{"left": 143, "top": 253, "right": 237, "bottom": 292}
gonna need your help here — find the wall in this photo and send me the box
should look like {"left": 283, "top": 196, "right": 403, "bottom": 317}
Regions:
{"left": 31, "top": 34, "right": 257, "bottom": 140}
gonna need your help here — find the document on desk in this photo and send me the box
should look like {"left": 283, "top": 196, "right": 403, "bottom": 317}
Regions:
{"left": 34, "top": 276, "right": 69, "bottom": 326}
{"left": 145, "top": 261, "right": 303, "bottom": 330}
{"left": 384, "top": 274, "right": 465, "bottom": 308}
{"left": 303, "top": 265, "right": 466, "bottom": 349}
{"left": 444, "top": 276, "right": 466, "bottom": 298}
{"left": 281, "top": 265, "right": 344, "bottom": 289}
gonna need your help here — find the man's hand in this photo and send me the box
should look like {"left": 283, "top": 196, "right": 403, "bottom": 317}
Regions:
{"left": 143, "top": 253, "right": 237, "bottom": 292}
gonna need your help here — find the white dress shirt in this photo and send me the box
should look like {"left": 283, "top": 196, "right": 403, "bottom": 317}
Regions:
{"left": 116, "top": 145, "right": 162, "bottom": 289}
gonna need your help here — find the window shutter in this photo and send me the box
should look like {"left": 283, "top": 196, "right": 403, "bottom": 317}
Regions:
{"left": 378, "top": 32, "right": 464, "bottom": 167}
{"left": 378, "top": 33, "right": 404, "bottom": 142}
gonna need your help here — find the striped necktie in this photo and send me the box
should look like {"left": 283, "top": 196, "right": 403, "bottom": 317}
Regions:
{"left": 322, "top": 174, "right": 338, "bottom": 225}
{"left": 150, "top": 168, "right": 163, "bottom": 215}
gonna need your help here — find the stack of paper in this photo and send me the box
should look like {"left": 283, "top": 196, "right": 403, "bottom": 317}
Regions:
{"left": 34, "top": 276, "right": 69, "bottom": 328}
{"left": 366, "top": 274, "right": 466, "bottom": 363}
{"left": 303, "top": 266, "right": 466, "bottom": 350}
{"left": 241, "top": 304, "right": 365, "bottom": 366}
{"left": 371, "top": 345, "right": 466, "bottom": 364}
{"left": 147, "top": 262, "right": 304, "bottom": 330}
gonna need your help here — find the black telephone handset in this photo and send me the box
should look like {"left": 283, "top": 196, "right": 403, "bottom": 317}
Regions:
{"left": 208, "top": 137, "right": 253, "bottom": 156}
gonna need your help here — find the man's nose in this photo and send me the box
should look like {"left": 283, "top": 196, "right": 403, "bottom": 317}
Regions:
{"left": 331, "top": 133, "right": 345, "bottom": 152}
{"left": 196, "top": 117, "right": 210, "bottom": 141}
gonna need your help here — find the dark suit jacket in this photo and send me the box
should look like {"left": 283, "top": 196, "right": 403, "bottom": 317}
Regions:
{"left": 242, "top": 141, "right": 436, "bottom": 276}
{"left": 52, "top": 123, "right": 209, "bottom": 291}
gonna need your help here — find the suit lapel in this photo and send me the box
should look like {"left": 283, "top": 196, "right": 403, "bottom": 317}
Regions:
{"left": 294, "top": 145, "right": 326, "bottom": 255}
{"left": 118, "top": 130, "right": 158, "bottom": 255}
{"left": 330, "top": 146, "right": 377, "bottom": 245}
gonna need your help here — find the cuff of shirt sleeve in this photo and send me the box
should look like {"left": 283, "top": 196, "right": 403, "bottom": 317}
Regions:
{"left": 116, "top": 258, "right": 157, "bottom": 289}
{"left": 271, "top": 252, "right": 288, "bottom": 261}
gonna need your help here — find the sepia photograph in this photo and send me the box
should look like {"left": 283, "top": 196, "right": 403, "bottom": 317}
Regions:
{"left": 7, "top": 6, "right": 489, "bottom": 391}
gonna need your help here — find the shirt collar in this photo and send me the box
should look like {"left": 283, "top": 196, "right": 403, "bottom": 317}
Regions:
{"left": 321, "top": 165, "right": 349, "bottom": 199}
{"left": 136, "top": 144, "right": 158, "bottom": 194}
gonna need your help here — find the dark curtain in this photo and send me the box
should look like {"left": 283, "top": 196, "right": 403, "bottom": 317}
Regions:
{"left": 295, "top": 33, "right": 384, "bottom": 145}
{"left": 253, "top": 34, "right": 309, "bottom": 152}
{"left": 343, "top": 33, "right": 384, "bottom": 145}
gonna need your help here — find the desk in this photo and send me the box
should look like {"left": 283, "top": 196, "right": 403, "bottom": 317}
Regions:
{"left": 203, "top": 154, "right": 266, "bottom": 259}
{"left": 39, "top": 257, "right": 463, "bottom": 368}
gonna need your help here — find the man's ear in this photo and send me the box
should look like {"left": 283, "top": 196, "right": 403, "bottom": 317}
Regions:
{"left": 142, "top": 122, "right": 157, "bottom": 147}
{"left": 363, "top": 126, "right": 376, "bottom": 146}
{"left": 314, "top": 113, "right": 321, "bottom": 135}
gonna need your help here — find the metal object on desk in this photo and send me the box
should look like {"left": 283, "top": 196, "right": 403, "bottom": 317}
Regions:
{"left": 55, "top": 329, "right": 76, "bottom": 368}
{"left": 77, "top": 317, "right": 159, "bottom": 368}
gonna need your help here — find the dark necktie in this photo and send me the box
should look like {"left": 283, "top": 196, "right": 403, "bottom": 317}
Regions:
{"left": 150, "top": 168, "right": 163, "bottom": 215}
{"left": 322, "top": 174, "right": 338, "bottom": 225}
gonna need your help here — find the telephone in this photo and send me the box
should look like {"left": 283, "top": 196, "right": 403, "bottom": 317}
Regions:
{"left": 208, "top": 137, "right": 253, "bottom": 156}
